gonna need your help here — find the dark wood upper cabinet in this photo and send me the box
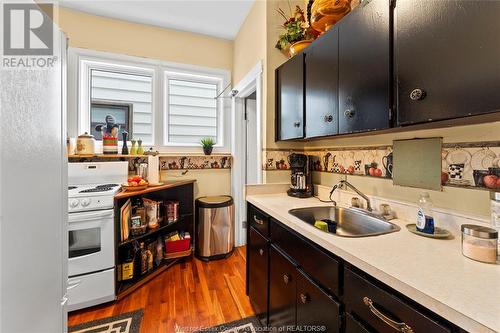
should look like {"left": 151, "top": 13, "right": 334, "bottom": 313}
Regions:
{"left": 276, "top": 54, "right": 305, "bottom": 140}
{"left": 396, "top": 0, "right": 500, "bottom": 125}
{"left": 338, "top": 0, "right": 391, "bottom": 134}
{"left": 305, "top": 27, "right": 339, "bottom": 138}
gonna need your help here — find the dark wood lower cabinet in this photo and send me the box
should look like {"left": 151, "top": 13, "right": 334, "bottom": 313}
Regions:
{"left": 345, "top": 313, "right": 372, "bottom": 333}
{"left": 247, "top": 227, "right": 269, "bottom": 325}
{"left": 246, "top": 203, "right": 462, "bottom": 333}
{"left": 296, "top": 268, "right": 341, "bottom": 333}
{"left": 268, "top": 246, "right": 296, "bottom": 331}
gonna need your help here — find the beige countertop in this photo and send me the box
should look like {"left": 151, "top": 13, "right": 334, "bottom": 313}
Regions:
{"left": 246, "top": 192, "right": 500, "bottom": 333}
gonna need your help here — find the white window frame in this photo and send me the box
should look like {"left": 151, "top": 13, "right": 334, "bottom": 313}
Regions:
{"left": 74, "top": 54, "right": 156, "bottom": 144}
{"left": 68, "top": 47, "right": 231, "bottom": 153}
{"left": 163, "top": 70, "right": 224, "bottom": 148}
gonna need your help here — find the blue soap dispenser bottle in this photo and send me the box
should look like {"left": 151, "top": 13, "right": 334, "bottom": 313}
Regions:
{"left": 417, "top": 192, "right": 435, "bottom": 234}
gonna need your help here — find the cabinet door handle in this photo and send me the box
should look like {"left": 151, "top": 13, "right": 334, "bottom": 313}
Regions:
{"left": 344, "top": 109, "right": 355, "bottom": 118}
{"left": 293, "top": 121, "right": 301, "bottom": 127}
{"left": 299, "top": 293, "right": 309, "bottom": 304}
{"left": 409, "top": 88, "right": 426, "bottom": 101}
{"left": 253, "top": 215, "right": 264, "bottom": 225}
{"left": 363, "top": 297, "right": 414, "bottom": 333}
{"left": 324, "top": 115, "right": 333, "bottom": 123}
{"left": 259, "top": 249, "right": 264, "bottom": 256}
{"left": 283, "top": 274, "right": 291, "bottom": 285}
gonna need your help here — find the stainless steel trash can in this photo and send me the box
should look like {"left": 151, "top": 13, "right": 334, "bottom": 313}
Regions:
{"left": 195, "top": 196, "right": 234, "bottom": 261}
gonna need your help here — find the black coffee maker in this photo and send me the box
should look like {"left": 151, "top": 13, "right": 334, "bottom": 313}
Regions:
{"left": 287, "top": 153, "right": 313, "bottom": 198}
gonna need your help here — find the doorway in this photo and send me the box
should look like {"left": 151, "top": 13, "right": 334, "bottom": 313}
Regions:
{"left": 244, "top": 92, "right": 258, "bottom": 185}
{"left": 231, "top": 61, "right": 263, "bottom": 246}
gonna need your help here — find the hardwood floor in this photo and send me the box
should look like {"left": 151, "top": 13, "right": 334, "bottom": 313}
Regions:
{"left": 68, "top": 246, "right": 254, "bottom": 333}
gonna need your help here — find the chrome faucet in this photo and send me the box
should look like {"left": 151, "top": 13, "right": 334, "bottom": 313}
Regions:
{"left": 329, "top": 180, "right": 372, "bottom": 212}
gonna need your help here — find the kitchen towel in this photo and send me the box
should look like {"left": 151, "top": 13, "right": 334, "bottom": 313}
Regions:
{"left": 148, "top": 155, "right": 160, "bottom": 184}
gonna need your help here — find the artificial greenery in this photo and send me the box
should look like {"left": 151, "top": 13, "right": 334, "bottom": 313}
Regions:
{"left": 200, "top": 137, "right": 215, "bottom": 148}
{"left": 275, "top": 4, "right": 316, "bottom": 51}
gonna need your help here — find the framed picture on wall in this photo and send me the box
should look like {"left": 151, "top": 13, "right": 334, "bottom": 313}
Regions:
{"left": 90, "top": 100, "right": 133, "bottom": 140}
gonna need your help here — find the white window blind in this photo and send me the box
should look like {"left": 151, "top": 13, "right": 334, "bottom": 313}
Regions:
{"left": 91, "top": 70, "right": 153, "bottom": 144}
{"left": 166, "top": 76, "right": 220, "bottom": 145}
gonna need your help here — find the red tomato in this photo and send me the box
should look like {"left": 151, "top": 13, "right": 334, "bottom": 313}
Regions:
{"left": 369, "top": 167, "right": 376, "bottom": 176}
{"left": 484, "top": 175, "right": 498, "bottom": 189}
{"left": 127, "top": 177, "right": 134, "bottom": 183}
{"left": 132, "top": 176, "right": 142, "bottom": 182}
{"left": 496, "top": 178, "right": 500, "bottom": 188}
{"left": 347, "top": 166, "right": 355, "bottom": 174}
{"left": 374, "top": 168, "right": 383, "bottom": 177}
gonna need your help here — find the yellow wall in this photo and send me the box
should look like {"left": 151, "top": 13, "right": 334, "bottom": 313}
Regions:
{"left": 55, "top": 7, "right": 233, "bottom": 71}
{"left": 161, "top": 169, "right": 231, "bottom": 199}
{"left": 233, "top": 1, "right": 267, "bottom": 85}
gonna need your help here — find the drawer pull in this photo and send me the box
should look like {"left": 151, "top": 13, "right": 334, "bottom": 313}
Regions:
{"left": 363, "top": 297, "right": 414, "bottom": 333}
{"left": 283, "top": 274, "right": 291, "bottom": 285}
{"left": 259, "top": 249, "right": 264, "bottom": 256}
{"left": 300, "top": 293, "right": 309, "bottom": 304}
{"left": 253, "top": 215, "right": 264, "bottom": 225}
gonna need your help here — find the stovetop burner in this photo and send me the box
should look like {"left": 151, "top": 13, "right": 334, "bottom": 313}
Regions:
{"left": 79, "top": 187, "right": 114, "bottom": 193}
{"left": 95, "top": 184, "right": 119, "bottom": 189}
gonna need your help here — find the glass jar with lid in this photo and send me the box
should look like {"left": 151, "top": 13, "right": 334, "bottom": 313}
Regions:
{"left": 461, "top": 224, "right": 498, "bottom": 264}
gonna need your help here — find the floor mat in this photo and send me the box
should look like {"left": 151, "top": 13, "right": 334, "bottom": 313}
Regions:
{"left": 68, "top": 309, "right": 144, "bottom": 333}
{"left": 195, "top": 316, "right": 264, "bottom": 333}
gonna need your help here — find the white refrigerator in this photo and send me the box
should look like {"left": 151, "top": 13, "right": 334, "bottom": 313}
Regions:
{"left": 0, "top": 13, "right": 68, "bottom": 333}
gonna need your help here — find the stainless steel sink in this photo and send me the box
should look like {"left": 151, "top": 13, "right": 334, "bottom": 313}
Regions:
{"left": 288, "top": 206, "right": 400, "bottom": 237}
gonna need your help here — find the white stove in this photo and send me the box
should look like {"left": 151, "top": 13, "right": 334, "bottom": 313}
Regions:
{"left": 68, "top": 183, "right": 121, "bottom": 212}
{"left": 67, "top": 162, "right": 128, "bottom": 311}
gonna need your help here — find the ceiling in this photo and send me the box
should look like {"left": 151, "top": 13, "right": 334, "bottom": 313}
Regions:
{"left": 56, "top": 0, "right": 255, "bottom": 40}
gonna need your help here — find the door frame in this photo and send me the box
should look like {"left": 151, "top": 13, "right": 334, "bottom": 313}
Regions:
{"left": 231, "top": 60, "right": 263, "bottom": 246}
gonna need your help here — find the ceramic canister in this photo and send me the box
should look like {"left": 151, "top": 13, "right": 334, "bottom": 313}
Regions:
{"left": 76, "top": 132, "right": 96, "bottom": 155}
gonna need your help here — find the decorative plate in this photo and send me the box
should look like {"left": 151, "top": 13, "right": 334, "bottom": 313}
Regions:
{"left": 470, "top": 148, "right": 496, "bottom": 170}
{"left": 445, "top": 148, "right": 472, "bottom": 166}
{"left": 406, "top": 224, "right": 452, "bottom": 239}
{"left": 363, "top": 150, "right": 377, "bottom": 166}
{"left": 445, "top": 148, "right": 472, "bottom": 173}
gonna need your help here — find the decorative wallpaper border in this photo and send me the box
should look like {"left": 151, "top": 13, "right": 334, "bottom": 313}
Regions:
{"left": 68, "top": 155, "right": 232, "bottom": 170}
{"left": 263, "top": 141, "right": 500, "bottom": 191}
{"left": 160, "top": 155, "right": 231, "bottom": 170}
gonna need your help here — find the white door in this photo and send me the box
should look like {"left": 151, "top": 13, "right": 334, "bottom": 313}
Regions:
{"left": 0, "top": 23, "right": 67, "bottom": 333}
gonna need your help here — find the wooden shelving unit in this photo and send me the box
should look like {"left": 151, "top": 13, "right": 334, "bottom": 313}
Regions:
{"left": 114, "top": 179, "right": 196, "bottom": 299}
{"left": 118, "top": 214, "right": 191, "bottom": 248}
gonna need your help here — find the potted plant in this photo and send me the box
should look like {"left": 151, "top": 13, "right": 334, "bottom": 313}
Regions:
{"left": 200, "top": 137, "right": 215, "bottom": 155}
{"left": 275, "top": 3, "right": 319, "bottom": 57}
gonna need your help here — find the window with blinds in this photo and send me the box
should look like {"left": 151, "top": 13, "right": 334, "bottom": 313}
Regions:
{"left": 165, "top": 73, "right": 221, "bottom": 145}
{"left": 90, "top": 70, "right": 153, "bottom": 144}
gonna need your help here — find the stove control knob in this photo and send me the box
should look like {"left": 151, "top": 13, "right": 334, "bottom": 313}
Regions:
{"left": 81, "top": 198, "right": 91, "bottom": 207}
{"left": 69, "top": 199, "right": 80, "bottom": 208}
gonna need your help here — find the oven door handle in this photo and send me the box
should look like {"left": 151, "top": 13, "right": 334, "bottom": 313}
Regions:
{"left": 68, "top": 209, "right": 114, "bottom": 223}
{"left": 67, "top": 280, "right": 81, "bottom": 290}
